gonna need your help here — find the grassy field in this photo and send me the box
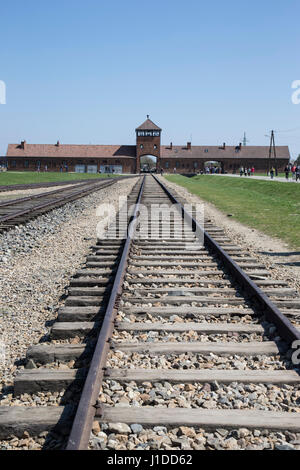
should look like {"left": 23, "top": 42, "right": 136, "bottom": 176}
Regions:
{"left": 165, "top": 174, "right": 300, "bottom": 249}
{"left": 0, "top": 171, "right": 119, "bottom": 186}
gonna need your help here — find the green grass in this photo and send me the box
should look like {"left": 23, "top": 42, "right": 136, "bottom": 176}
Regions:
{"left": 165, "top": 174, "right": 300, "bottom": 249}
{"left": 0, "top": 171, "right": 119, "bottom": 186}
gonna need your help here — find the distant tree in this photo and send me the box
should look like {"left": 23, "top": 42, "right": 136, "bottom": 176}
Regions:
{"left": 295, "top": 154, "right": 300, "bottom": 165}
{"left": 140, "top": 155, "right": 157, "bottom": 169}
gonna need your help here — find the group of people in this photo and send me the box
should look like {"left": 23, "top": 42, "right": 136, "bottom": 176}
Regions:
{"left": 204, "top": 166, "right": 221, "bottom": 174}
{"left": 285, "top": 164, "right": 300, "bottom": 181}
{"left": 239, "top": 166, "right": 255, "bottom": 177}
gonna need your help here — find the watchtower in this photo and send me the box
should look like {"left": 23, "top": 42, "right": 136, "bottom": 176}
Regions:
{"left": 135, "top": 116, "right": 161, "bottom": 172}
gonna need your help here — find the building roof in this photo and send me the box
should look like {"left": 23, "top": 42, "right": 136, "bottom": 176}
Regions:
{"left": 6, "top": 142, "right": 290, "bottom": 161}
{"left": 160, "top": 145, "right": 290, "bottom": 160}
{"left": 6, "top": 144, "right": 137, "bottom": 159}
{"left": 136, "top": 118, "right": 162, "bottom": 131}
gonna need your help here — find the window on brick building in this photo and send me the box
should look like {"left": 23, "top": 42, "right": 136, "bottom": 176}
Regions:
{"left": 24, "top": 160, "right": 29, "bottom": 168}
{"left": 11, "top": 160, "right": 16, "bottom": 168}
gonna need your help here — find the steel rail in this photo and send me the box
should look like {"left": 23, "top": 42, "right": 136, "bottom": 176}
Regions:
{"left": 0, "top": 180, "right": 117, "bottom": 224}
{"left": 66, "top": 176, "right": 145, "bottom": 450}
{"left": 153, "top": 175, "right": 300, "bottom": 345}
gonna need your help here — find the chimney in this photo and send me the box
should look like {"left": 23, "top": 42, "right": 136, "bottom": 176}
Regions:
{"left": 187, "top": 142, "right": 191, "bottom": 150}
{"left": 239, "top": 142, "right": 242, "bottom": 149}
{"left": 170, "top": 142, "right": 173, "bottom": 149}
{"left": 21, "top": 140, "right": 26, "bottom": 149}
{"left": 223, "top": 142, "right": 226, "bottom": 149}
{"left": 56, "top": 140, "right": 60, "bottom": 147}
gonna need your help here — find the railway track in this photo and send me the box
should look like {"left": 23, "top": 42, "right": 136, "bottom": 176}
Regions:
{"left": 0, "top": 174, "right": 299, "bottom": 451}
{"left": 0, "top": 178, "right": 102, "bottom": 193}
{"left": 0, "top": 177, "right": 129, "bottom": 233}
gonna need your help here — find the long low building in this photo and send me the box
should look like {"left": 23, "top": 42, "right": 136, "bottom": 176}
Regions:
{"left": 4, "top": 117, "right": 290, "bottom": 173}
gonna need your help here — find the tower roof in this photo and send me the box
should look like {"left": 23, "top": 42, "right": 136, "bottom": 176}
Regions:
{"left": 136, "top": 116, "right": 162, "bottom": 131}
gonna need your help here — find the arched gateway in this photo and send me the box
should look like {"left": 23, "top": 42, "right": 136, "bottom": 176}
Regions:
{"left": 5, "top": 117, "right": 290, "bottom": 173}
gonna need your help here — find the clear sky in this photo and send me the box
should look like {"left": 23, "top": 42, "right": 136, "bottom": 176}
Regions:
{"left": 1, "top": 0, "right": 300, "bottom": 159}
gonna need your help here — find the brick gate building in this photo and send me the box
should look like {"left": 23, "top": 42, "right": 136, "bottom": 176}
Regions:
{"left": 5, "top": 117, "right": 290, "bottom": 173}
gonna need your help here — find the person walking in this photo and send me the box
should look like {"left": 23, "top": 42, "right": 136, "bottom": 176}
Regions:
{"left": 239, "top": 166, "right": 244, "bottom": 177}
{"left": 270, "top": 167, "right": 275, "bottom": 179}
{"left": 296, "top": 165, "right": 300, "bottom": 182}
{"left": 284, "top": 165, "right": 290, "bottom": 180}
{"left": 251, "top": 166, "right": 255, "bottom": 175}
{"left": 292, "top": 164, "right": 296, "bottom": 180}
{"left": 247, "top": 167, "right": 251, "bottom": 177}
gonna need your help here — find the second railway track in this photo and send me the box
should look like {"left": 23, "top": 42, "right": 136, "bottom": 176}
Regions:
{"left": 0, "top": 174, "right": 299, "bottom": 451}
{"left": 0, "top": 177, "right": 130, "bottom": 233}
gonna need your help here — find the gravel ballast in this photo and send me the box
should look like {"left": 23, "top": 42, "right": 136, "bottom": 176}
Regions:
{"left": 89, "top": 424, "right": 300, "bottom": 450}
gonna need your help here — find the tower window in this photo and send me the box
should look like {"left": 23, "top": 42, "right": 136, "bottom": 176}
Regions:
{"left": 154, "top": 145, "right": 157, "bottom": 149}
{"left": 140, "top": 144, "right": 144, "bottom": 149}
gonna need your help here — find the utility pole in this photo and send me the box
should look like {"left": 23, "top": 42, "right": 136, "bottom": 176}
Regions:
{"left": 268, "top": 130, "right": 278, "bottom": 176}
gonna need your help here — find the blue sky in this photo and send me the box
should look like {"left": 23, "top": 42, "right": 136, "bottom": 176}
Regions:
{"left": 1, "top": 0, "right": 300, "bottom": 159}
